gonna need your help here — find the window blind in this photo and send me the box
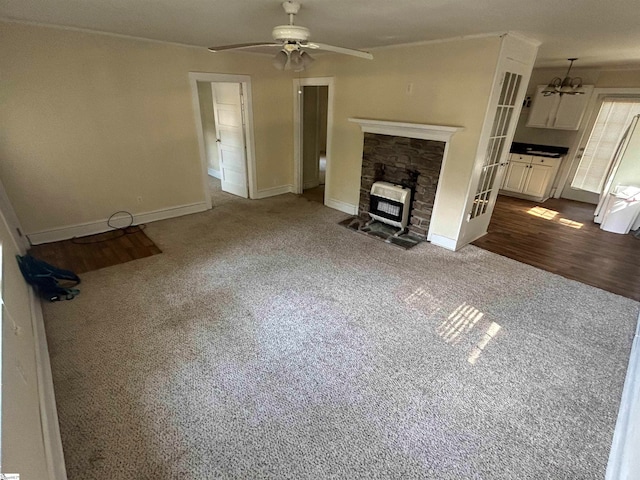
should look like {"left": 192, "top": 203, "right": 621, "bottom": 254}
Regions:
{"left": 571, "top": 98, "right": 640, "bottom": 193}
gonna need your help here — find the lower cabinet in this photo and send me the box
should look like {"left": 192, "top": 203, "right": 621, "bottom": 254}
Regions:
{"left": 500, "top": 154, "right": 559, "bottom": 201}
{"left": 502, "top": 157, "right": 530, "bottom": 192}
{"left": 523, "top": 162, "right": 553, "bottom": 197}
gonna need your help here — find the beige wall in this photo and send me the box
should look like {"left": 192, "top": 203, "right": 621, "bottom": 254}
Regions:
{"left": 1, "top": 205, "right": 50, "bottom": 478}
{"left": 2, "top": 22, "right": 512, "bottom": 244}
{"left": 196, "top": 81, "right": 219, "bottom": 172}
{"left": 302, "top": 36, "right": 502, "bottom": 240}
{"left": 0, "top": 22, "right": 294, "bottom": 236}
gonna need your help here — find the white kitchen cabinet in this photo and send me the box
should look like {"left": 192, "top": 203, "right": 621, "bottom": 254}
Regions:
{"left": 522, "top": 163, "right": 553, "bottom": 197}
{"left": 500, "top": 154, "right": 559, "bottom": 200}
{"left": 526, "top": 93, "right": 557, "bottom": 128}
{"left": 526, "top": 85, "right": 594, "bottom": 130}
{"left": 502, "top": 154, "right": 531, "bottom": 192}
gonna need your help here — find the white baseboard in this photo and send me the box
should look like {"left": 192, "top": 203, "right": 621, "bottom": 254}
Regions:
{"left": 207, "top": 168, "right": 221, "bottom": 179}
{"left": 427, "top": 232, "right": 458, "bottom": 251}
{"left": 253, "top": 185, "right": 293, "bottom": 199}
{"left": 27, "top": 201, "right": 209, "bottom": 245}
{"left": 456, "top": 230, "right": 487, "bottom": 250}
{"left": 325, "top": 198, "right": 358, "bottom": 215}
{"left": 31, "top": 290, "right": 67, "bottom": 480}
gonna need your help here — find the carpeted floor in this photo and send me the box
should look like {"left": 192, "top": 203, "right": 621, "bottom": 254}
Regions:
{"left": 43, "top": 181, "right": 639, "bottom": 479}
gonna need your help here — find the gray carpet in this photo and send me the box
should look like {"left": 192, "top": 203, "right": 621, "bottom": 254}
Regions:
{"left": 43, "top": 180, "right": 639, "bottom": 479}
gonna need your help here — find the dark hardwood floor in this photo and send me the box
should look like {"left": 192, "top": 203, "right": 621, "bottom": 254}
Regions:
{"left": 29, "top": 227, "right": 161, "bottom": 274}
{"left": 473, "top": 195, "right": 640, "bottom": 301}
{"left": 301, "top": 185, "right": 325, "bottom": 204}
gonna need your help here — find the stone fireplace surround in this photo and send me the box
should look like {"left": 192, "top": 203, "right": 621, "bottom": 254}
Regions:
{"left": 349, "top": 119, "right": 463, "bottom": 240}
{"left": 360, "top": 134, "right": 444, "bottom": 237}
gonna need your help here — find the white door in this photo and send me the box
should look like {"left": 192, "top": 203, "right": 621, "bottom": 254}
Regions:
{"left": 465, "top": 67, "right": 529, "bottom": 236}
{"left": 212, "top": 82, "right": 248, "bottom": 198}
{"left": 462, "top": 34, "right": 538, "bottom": 246}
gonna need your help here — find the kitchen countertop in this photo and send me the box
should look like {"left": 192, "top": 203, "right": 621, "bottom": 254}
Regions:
{"left": 510, "top": 142, "right": 569, "bottom": 158}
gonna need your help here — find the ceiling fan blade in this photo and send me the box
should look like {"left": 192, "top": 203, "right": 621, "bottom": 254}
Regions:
{"left": 208, "top": 42, "right": 281, "bottom": 52}
{"left": 303, "top": 42, "right": 373, "bottom": 60}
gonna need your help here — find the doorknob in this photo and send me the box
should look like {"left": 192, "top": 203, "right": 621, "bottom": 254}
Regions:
{"left": 216, "top": 139, "right": 221, "bottom": 143}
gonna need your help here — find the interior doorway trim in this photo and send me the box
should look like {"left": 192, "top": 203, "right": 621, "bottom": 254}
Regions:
{"left": 188, "top": 72, "right": 258, "bottom": 207}
{"left": 293, "top": 77, "right": 335, "bottom": 203}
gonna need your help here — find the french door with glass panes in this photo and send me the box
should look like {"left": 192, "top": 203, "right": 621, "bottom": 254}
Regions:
{"left": 462, "top": 54, "right": 532, "bottom": 244}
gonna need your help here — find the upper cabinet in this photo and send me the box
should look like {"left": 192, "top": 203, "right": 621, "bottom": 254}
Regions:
{"left": 526, "top": 85, "right": 594, "bottom": 130}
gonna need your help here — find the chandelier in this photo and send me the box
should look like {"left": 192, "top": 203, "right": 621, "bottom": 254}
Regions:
{"left": 541, "top": 58, "right": 585, "bottom": 96}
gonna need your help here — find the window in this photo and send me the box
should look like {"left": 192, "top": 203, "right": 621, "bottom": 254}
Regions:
{"left": 571, "top": 98, "right": 640, "bottom": 193}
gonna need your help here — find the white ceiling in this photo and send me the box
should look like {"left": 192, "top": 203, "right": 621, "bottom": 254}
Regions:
{"left": 2, "top": 0, "right": 640, "bottom": 69}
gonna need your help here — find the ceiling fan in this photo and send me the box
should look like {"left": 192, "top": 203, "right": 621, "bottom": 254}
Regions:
{"left": 208, "top": 1, "right": 373, "bottom": 71}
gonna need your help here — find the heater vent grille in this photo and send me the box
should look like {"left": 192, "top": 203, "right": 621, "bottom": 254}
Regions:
{"left": 369, "top": 182, "right": 411, "bottom": 229}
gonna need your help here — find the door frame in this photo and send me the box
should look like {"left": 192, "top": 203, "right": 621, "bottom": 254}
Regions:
{"left": 189, "top": 72, "right": 258, "bottom": 207}
{"left": 293, "top": 77, "right": 335, "bottom": 202}
{"left": 0, "top": 177, "right": 29, "bottom": 252}
{"left": 555, "top": 87, "right": 640, "bottom": 201}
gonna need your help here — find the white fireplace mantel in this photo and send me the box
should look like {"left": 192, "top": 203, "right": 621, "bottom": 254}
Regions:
{"left": 348, "top": 118, "right": 464, "bottom": 142}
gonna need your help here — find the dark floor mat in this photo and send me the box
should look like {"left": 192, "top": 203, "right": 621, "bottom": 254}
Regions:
{"left": 339, "top": 217, "right": 422, "bottom": 250}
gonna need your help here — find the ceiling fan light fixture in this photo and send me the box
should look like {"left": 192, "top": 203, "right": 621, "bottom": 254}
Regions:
{"left": 300, "top": 51, "right": 315, "bottom": 68}
{"left": 289, "top": 49, "right": 304, "bottom": 70}
{"left": 272, "top": 50, "right": 289, "bottom": 70}
{"left": 209, "top": 1, "right": 373, "bottom": 70}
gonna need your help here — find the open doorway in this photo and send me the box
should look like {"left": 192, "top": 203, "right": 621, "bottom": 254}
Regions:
{"left": 189, "top": 73, "right": 257, "bottom": 208}
{"left": 293, "top": 77, "right": 334, "bottom": 205}
{"left": 301, "top": 85, "right": 328, "bottom": 203}
{"left": 195, "top": 81, "right": 221, "bottom": 181}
